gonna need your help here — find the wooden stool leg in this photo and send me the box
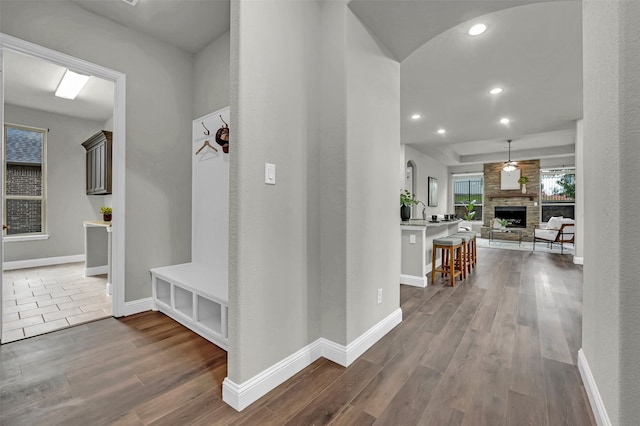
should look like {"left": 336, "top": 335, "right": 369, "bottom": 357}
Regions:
{"left": 472, "top": 237, "right": 477, "bottom": 267}
{"left": 431, "top": 244, "right": 437, "bottom": 284}
{"left": 449, "top": 246, "right": 455, "bottom": 286}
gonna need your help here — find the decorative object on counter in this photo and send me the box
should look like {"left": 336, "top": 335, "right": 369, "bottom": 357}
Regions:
{"left": 215, "top": 115, "right": 230, "bottom": 153}
{"left": 400, "top": 190, "right": 420, "bottom": 221}
{"left": 100, "top": 206, "right": 112, "bottom": 222}
{"left": 418, "top": 201, "right": 426, "bottom": 220}
{"left": 463, "top": 199, "right": 477, "bottom": 220}
{"left": 518, "top": 175, "right": 529, "bottom": 194}
{"left": 431, "top": 215, "right": 438, "bottom": 222}
{"left": 428, "top": 176, "right": 438, "bottom": 207}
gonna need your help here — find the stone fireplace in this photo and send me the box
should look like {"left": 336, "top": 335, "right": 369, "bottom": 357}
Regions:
{"left": 495, "top": 206, "right": 527, "bottom": 228}
{"left": 481, "top": 160, "right": 540, "bottom": 241}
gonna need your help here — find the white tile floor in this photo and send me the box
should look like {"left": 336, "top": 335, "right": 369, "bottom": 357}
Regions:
{"left": 2, "top": 262, "right": 111, "bottom": 343}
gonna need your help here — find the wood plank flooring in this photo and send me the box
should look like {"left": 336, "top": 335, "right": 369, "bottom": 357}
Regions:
{"left": 0, "top": 247, "right": 595, "bottom": 425}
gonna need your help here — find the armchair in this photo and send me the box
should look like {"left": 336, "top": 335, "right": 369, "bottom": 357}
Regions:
{"left": 533, "top": 216, "right": 575, "bottom": 254}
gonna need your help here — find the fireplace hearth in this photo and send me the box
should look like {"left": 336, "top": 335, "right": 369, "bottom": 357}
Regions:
{"left": 495, "top": 206, "right": 526, "bottom": 228}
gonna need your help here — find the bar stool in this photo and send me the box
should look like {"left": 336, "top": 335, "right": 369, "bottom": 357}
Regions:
{"left": 457, "top": 231, "right": 477, "bottom": 269}
{"left": 450, "top": 232, "right": 474, "bottom": 277}
{"left": 432, "top": 237, "right": 463, "bottom": 286}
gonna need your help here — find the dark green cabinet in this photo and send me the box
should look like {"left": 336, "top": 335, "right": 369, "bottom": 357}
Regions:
{"left": 82, "top": 131, "right": 112, "bottom": 195}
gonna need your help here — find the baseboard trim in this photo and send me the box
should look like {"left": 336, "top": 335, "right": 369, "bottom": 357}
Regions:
{"left": 222, "top": 307, "right": 403, "bottom": 412}
{"left": 578, "top": 348, "right": 611, "bottom": 426}
{"left": 223, "top": 340, "right": 324, "bottom": 411}
{"left": 400, "top": 273, "right": 427, "bottom": 288}
{"left": 122, "top": 298, "right": 153, "bottom": 316}
{"left": 343, "top": 307, "right": 402, "bottom": 366}
{"left": 3, "top": 254, "right": 85, "bottom": 271}
{"left": 85, "top": 265, "right": 109, "bottom": 276}
{"left": 573, "top": 256, "right": 584, "bottom": 265}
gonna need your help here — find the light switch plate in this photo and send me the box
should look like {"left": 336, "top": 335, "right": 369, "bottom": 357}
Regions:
{"left": 265, "top": 163, "right": 276, "bottom": 185}
{"left": 409, "top": 234, "right": 416, "bottom": 244}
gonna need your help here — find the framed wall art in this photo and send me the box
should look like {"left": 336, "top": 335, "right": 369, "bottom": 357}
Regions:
{"left": 428, "top": 176, "right": 438, "bottom": 207}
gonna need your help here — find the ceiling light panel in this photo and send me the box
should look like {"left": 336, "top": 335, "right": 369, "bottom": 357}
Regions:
{"left": 437, "top": 129, "right": 446, "bottom": 134}
{"left": 468, "top": 23, "right": 487, "bottom": 36}
{"left": 121, "top": 0, "right": 139, "bottom": 5}
{"left": 489, "top": 87, "right": 503, "bottom": 95}
{"left": 55, "top": 70, "right": 90, "bottom": 100}
{"left": 500, "top": 117, "right": 510, "bottom": 125}
{"left": 411, "top": 114, "right": 421, "bottom": 120}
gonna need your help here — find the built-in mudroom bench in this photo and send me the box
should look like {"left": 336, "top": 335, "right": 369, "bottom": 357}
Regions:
{"left": 151, "top": 263, "right": 228, "bottom": 350}
{"left": 150, "top": 107, "right": 230, "bottom": 351}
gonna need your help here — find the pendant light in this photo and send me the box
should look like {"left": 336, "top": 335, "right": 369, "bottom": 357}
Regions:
{"left": 503, "top": 139, "right": 517, "bottom": 172}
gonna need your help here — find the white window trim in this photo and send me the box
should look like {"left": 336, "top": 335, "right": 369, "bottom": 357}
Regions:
{"left": 3, "top": 123, "right": 47, "bottom": 236}
{"left": 3, "top": 234, "right": 50, "bottom": 242}
{"left": 453, "top": 173, "right": 484, "bottom": 205}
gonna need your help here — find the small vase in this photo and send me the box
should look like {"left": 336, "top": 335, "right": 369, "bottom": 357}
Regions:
{"left": 400, "top": 206, "right": 411, "bottom": 221}
{"left": 103, "top": 214, "right": 112, "bottom": 222}
{"left": 521, "top": 184, "right": 526, "bottom": 194}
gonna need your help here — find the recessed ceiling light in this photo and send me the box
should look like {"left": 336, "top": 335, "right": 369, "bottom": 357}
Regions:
{"left": 489, "top": 87, "right": 503, "bottom": 95}
{"left": 437, "top": 129, "right": 446, "bottom": 134}
{"left": 55, "top": 69, "right": 90, "bottom": 100}
{"left": 500, "top": 117, "right": 510, "bottom": 125}
{"left": 468, "top": 24, "right": 487, "bottom": 36}
{"left": 411, "top": 114, "right": 421, "bottom": 120}
{"left": 121, "top": 0, "right": 139, "bottom": 5}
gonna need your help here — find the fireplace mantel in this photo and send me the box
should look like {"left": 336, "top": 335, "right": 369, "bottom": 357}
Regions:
{"left": 488, "top": 193, "right": 536, "bottom": 201}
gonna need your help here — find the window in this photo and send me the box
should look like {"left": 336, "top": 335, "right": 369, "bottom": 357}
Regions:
{"left": 453, "top": 174, "right": 483, "bottom": 220}
{"left": 540, "top": 168, "right": 575, "bottom": 221}
{"left": 4, "top": 124, "right": 46, "bottom": 236}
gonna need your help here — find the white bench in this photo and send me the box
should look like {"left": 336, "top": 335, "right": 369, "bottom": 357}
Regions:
{"left": 151, "top": 262, "right": 228, "bottom": 350}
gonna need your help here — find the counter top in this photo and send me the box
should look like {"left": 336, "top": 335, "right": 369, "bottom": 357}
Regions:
{"left": 401, "top": 219, "right": 462, "bottom": 229}
{"left": 83, "top": 220, "right": 112, "bottom": 228}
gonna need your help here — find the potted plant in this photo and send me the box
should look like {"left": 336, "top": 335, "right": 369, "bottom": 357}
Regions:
{"left": 400, "top": 190, "right": 420, "bottom": 221}
{"left": 518, "top": 176, "right": 529, "bottom": 194}
{"left": 463, "top": 199, "right": 476, "bottom": 221}
{"left": 100, "top": 206, "right": 112, "bottom": 222}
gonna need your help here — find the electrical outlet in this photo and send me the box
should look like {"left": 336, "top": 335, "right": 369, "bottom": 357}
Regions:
{"left": 377, "top": 288, "right": 382, "bottom": 305}
{"left": 409, "top": 234, "right": 416, "bottom": 244}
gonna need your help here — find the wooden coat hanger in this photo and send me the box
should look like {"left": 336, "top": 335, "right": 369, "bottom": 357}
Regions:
{"left": 195, "top": 140, "right": 218, "bottom": 155}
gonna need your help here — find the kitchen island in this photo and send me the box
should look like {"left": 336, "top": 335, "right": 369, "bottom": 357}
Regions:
{"left": 400, "top": 219, "right": 462, "bottom": 287}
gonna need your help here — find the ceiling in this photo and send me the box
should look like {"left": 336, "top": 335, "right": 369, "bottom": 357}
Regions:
{"left": 3, "top": 0, "right": 582, "bottom": 167}
{"left": 4, "top": 49, "right": 115, "bottom": 122}
{"left": 396, "top": 1, "right": 583, "bottom": 164}
{"left": 73, "top": 0, "right": 229, "bottom": 54}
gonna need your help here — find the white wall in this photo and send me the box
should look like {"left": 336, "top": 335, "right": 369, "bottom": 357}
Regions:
{"left": 582, "top": 0, "right": 640, "bottom": 424}
{"left": 319, "top": 0, "right": 348, "bottom": 346}
{"left": 345, "top": 9, "right": 400, "bottom": 342}
{"left": 3, "top": 105, "right": 104, "bottom": 262}
{"left": 1, "top": 0, "right": 195, "bottom": 301}
{"left": 574, "top": 119, "right": 584, "bottom": 262}
{"left": 194, "top": 31, "right": 230, "bottom": 118}
{"left": 404, "top": 144, "right": 449, "bottom": 218}
{"left": 228, "top": 0, "right": 401, "bottom": 385}
{"left": 229, "top": 0, "right": 322, "bottom": 383}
